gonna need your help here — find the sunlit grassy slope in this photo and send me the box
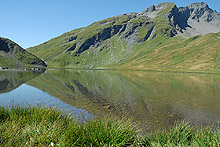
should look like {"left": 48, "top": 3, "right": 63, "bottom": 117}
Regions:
{"left": 116, "top": 32, "right": 220, "bottom": 72}
{"left": 27, "top": 15, "right": 137, "bottom": 68}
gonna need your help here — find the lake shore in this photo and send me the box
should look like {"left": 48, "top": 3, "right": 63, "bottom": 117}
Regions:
{"left": 0, "top": 68, "right": 46, "bottom": 72}
{"left": 0, "top": 69, "right": 30, "bottom": 72}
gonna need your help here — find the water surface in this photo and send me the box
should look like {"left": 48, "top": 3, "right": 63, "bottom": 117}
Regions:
{"left": 0, "top": 71, "right": 93, "bottom": 121}
{"left": 1, "top": 69, "right": 220, "bottom": 132}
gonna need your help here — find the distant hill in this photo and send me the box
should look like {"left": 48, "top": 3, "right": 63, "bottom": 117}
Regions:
{"left": 28, "top": 2, "right": 220, "bottom": 71}
{"left": 0, "top": 37, "right": 46, "bottom": 67}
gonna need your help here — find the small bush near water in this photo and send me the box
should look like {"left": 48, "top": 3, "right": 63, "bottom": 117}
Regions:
{"left": 0, "top": 105, "right": 220, "bottom": 146}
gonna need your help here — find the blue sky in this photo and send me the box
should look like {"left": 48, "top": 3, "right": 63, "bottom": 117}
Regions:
{"left": 1, "top": 0, "right": 219, "bottom": 48}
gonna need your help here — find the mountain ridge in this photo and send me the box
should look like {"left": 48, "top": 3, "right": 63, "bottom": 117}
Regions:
{"left": 27, "top": 2, "right": 220, "bottom": 71}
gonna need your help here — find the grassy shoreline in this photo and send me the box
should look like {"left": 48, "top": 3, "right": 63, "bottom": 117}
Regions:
{"left": 0, "top": 105, "right": 220, "bottom": 146}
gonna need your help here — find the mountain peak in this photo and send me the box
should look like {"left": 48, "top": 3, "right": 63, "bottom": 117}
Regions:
{"left": 142, "top": 5, "right": 156, "bottom": 13}
{"left": 156, "top": 2, "right": 175, "bottom": 8}
{"left": 140, "top": 2, "right": 176, "bottom": 18}
{"left": 187, "top": 2, "right": 209, "bottom": 9}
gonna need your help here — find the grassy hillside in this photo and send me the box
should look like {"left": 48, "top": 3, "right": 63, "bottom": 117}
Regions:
{"left": 28, "top": 15, "right": 137, "bottom": 68}
{"left": 0, "top": 37, "right": 46, "bottom": 67}
{"left": 27, "top": 2, "right": 220, "bottom": 72}
{"left": 0, "top": 55, "right": 18, "bottom": 67}
{"left": 116, "top": 32, "right": 220, "bottom": 72}
{"left": 27, "top": 3, "right": 180, "bottom": 68}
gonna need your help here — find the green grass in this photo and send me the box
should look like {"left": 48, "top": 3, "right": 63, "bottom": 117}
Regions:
{"left": 47, "top": 35, "right": 132, "bottom": 68}
{"left": 15, "top": 50, "right": 46, "bottom": 66}
{"left": 1, "top": 105, "right": 220, "bottom": 146}
{"left": 144, "top": 122, "right": 220, "bottom": 146}
{"left": 0, "top": 105, "right": 138, "bottom": 146}
{"left": 116, "top": 32, "right": 220, "bottom": 73}
{"left": 0, "top": 55, "right": 18, "bottom": 67}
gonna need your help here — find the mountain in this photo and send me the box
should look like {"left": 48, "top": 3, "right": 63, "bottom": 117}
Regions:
{"left": 28, "top": 2, "right": 220, "bottom": 71}
{"left": 0, "top": 37, "right": 46, "bottom": 67}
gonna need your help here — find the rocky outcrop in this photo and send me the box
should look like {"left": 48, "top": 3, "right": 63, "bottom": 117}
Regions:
{"left": 186, "top": 2, "right": 218, "bottom": 22}
{"left": 168, "top": 2, "right": 220, "bottom": 37}
{"left": 76, "top": 25, "right": 123, "bottom": 55}
{"left": 139, "top": 2, "right": 220, "bottom": 37}
{"left": 140, "top": 2, "right": 173, "bottom": 18}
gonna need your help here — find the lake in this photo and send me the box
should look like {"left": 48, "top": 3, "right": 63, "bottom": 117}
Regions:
{"left": 0, "top": 69, "right": 220, "bottom": 133}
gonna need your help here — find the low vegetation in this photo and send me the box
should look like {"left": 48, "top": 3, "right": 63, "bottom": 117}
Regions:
{"left": 117, "top": 32, "right": 220, "bottom": 73}
{"left": 0, "top": 105, "right": 220, "bottom": 146}
{"left": 0, "top": 54, "right": 18, "bottom": 67}
{"left": 0, "top": 105, "right": 138, "bottom": 146}
{"left": 144, "top": 122, "right": 220, "bottom": 146}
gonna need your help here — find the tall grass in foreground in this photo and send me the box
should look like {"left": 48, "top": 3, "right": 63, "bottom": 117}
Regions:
{"left": 0, "top": 105, "right": 220, "bottom": 146}
{"left": 0, "top": 105, "right": 138, "bottom": 146}
{"left": 144, "top": 122, "right": 220, "bottom": 146}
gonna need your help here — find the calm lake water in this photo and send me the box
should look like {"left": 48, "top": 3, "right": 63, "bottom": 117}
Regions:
{"left": 0, "top": 69, "right": 220, "bottom": 132}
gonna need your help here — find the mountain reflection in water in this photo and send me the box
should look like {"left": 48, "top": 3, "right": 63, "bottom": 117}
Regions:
{"left": 0, "top": 71, "right": 40, "bottom": 93}
{"left": 0, "top": 71, "right": 93, "bottom": 121}
{"left": 25, "top": 69, "right": 220, "bottom": 133}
